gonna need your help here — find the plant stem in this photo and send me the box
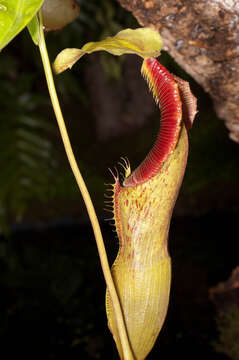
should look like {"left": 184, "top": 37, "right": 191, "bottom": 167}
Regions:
{"left": 37, "top": 11, "right": 134, "bottom": 360}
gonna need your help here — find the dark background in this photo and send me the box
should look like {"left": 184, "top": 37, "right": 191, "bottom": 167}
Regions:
{"left": 0, "top": 1, "right": 238, "bottom": 359}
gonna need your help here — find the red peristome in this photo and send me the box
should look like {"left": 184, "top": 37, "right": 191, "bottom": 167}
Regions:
{"left": 123, "top": 57, "right": 182, "bottom": 187}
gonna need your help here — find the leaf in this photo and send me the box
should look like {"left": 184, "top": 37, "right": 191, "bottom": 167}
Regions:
{"left": 53, "top": 27, "right": 162, "bottom": 74}
{"left": 0, "top": 0, "right": 44, "bottom": 51}
{"left": 27, "top": 14, "right": 39, "bottom": 45}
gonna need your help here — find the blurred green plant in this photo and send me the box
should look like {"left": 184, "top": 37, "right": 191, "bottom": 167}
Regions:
{"left": 0, "top": 0, "right": 137, "bottom": 230}
{"left": 0, "top": 54, "right": 56, "bottom": 226}
{"left": 0, "top": 48, "right": 90, "bottom": 230}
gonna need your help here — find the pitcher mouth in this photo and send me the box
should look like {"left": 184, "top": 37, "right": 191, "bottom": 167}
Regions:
{"left": 123, "top": 57, "right": 182, "bottom": 187}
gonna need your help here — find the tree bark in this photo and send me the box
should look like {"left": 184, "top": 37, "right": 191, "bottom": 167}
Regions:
{"left": 118, "top": 0, "right": 239, "bottom": 142}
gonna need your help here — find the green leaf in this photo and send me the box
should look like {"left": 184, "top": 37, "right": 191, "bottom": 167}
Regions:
{"left": 27, "top": 14, "right": 39, "bottom": 45}
{"left": 0, "top": 0, "right": 44, "bottom": 51}
{"left": 53, "top": 27, "right": 162, "bottom": 74}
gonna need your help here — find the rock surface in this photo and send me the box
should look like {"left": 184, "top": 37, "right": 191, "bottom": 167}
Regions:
{"left": 118, "top": 0, "right": 239, "bottom": 142}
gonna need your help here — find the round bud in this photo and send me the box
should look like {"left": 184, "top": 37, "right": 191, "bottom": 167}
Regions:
{"left": 42, "top": 0, "right": 80, "bottom": 31}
